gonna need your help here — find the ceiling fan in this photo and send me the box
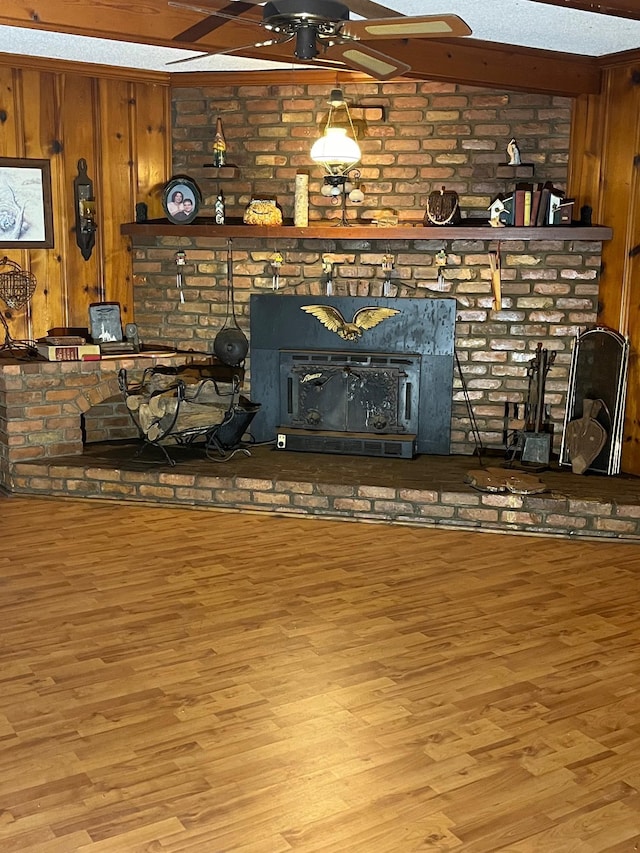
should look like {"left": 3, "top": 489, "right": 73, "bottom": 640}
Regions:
{"left": 167, "top": 0, "right": 472, "bottom": 80}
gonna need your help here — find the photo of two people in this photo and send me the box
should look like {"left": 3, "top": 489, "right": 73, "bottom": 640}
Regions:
{"left": 162, "top": 176, "right": 200, "bottom": 225}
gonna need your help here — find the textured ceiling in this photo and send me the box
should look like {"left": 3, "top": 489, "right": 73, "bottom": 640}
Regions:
{"left": 0, "top": 0, "right": 639, "bottom": 74}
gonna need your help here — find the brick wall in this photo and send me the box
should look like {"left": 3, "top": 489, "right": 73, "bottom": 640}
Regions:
{"left": 82, "top": 398, "right": 138, "bottom": 444}
{"left": 122, "top": 79, "right": 601, "bottom": 456}
{"left": 171, "top": 80, "right": 571, "bottom": 222}
{"left": 130, "top": 234, "right": 603, "bottom": 455}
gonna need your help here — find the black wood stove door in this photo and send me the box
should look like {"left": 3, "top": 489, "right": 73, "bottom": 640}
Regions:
{"left": 280, "top": 351, "right": 420, "bottom": 435}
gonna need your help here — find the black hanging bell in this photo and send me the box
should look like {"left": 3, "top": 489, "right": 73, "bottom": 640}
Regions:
{"left": 214, "top": 325, "right": 248, "bottom": 366}
{"left": 213, "top": 239, "right": 248, "bottom": 367}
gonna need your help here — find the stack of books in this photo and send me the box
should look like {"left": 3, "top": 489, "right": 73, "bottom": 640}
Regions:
{"left": 36, "top": 335, "right": 101, "bottom": 361}
{"left": 491, "top": 182, "right": 573, "bottom": 227}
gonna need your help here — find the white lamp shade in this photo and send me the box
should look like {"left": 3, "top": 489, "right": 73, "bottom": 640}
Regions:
{"left": 310, "top": 127, "right": 361, "bottom": 173}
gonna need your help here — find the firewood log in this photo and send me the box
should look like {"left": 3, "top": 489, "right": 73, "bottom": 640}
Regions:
{"left": 136, "top": 402, "right": 158, "bottom": 435}
{"left": 148, "top": 394, "right": 178, "bottom": 419}
{"left": 126, "top": 394, "right": 144, "bottom": 412}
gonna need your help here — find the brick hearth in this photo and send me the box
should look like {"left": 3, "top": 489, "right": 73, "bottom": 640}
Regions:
{"left": 10, "top": 440, "right": 640, "bottom": 542}
{"left": 4, "top": 350, "right": 640, "bottom": 542}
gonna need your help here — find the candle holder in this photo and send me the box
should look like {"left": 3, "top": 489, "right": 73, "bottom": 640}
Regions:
{"left": 320, "top": 168, "right": 364, "bottom": 226}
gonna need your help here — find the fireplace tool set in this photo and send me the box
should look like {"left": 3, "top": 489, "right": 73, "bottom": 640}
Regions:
{"left": 505, "top": 343, "right": 556, "bottom": 467}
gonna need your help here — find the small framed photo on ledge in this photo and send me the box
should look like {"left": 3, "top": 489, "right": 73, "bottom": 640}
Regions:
{"left": 0, "top": 157, "right": 54, "bottom": 248}
{"left": 162, "top": 175, "right": 201, "bottom": 225}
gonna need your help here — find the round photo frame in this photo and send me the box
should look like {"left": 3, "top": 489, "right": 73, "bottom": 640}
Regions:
{"left": 162, "top": 175, "right": 202, "bottom": 225}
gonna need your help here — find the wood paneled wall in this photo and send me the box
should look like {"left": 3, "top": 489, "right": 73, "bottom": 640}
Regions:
{"left": 0, "top": 58, "right": 171, "bottom": 341}
{"left": 569, "top": 60, "right": 640, "bottom": 474}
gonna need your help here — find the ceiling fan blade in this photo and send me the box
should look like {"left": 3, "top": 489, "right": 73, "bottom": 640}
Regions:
{"left": 340, "top": 15, "right": 471, "bottom": 41}
{"left": 233, "top": 0, "right": 402, "bottom": 16}
{"left": 324, "top": 41, "right": 410, "bottom": 80}
{"left": 166, "top": 34, "right": 295, "bottom": 65}
{"left": 341, "top": 14, "right": 472, "bottom": 41}
{"left": 169, "top": 1, "right": 261, "bottom": 43}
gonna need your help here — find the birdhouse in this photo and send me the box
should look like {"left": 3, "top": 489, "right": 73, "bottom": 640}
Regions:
{"left": 547, "top": 190, "right": 565, "bottom": 225}
{"left": 488, "top": 194, "right": 514, "bottom": 226}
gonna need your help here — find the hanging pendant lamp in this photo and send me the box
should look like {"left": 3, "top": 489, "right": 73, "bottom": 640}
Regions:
{"left": 310, "top": 88, "right": 361, "bottom": 176}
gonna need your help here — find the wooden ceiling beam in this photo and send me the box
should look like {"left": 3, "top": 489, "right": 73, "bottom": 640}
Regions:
{"left": 0, "top": 0, "right": 263, "bottom": 47}
{"left": 398, "top": 39, "right": 602, "bottom": 96}
{"left": 526, "top": 0, "right": 640, "bottom": 21}
{"left": 231, "top": 37, "right": 601, "bottom": 96}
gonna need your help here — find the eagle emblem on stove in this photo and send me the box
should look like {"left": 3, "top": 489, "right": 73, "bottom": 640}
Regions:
{"left": 300, "top": 305, "right": 400, "bottom": 341}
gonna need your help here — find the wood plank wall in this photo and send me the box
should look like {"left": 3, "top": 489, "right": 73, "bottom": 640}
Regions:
{"left": 0, "top": 57, "right": 171, "bottom": 341}
{"left": 568, "top": 60, "right": 640, "bottom": 474}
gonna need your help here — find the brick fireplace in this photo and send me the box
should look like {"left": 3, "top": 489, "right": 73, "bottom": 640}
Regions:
{"left": 4, "top": 326, "right": 640, "bottom": 540}
{"left": 1, "top": 78, "right": 636, "bottom": 539}
{"left": 128, "top": 231, "right": 607, "bottom": 457}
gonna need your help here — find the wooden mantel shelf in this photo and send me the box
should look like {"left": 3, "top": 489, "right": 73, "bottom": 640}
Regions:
{"left": 121, "top": 219, "right": 613, "bottom": 242}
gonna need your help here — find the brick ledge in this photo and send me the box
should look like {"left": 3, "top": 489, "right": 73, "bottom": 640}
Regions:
{"left": 10, "top": 456, "right": 640, "bottom": 542}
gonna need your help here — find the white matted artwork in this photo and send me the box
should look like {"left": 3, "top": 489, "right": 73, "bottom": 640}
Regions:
{"left": 0, "top": 157, "right": 54, "bottom": 248}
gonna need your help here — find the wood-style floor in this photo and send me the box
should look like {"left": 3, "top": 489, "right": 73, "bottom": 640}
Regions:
{"left": 2, "top": 495, "right": 640, "bottom": 852}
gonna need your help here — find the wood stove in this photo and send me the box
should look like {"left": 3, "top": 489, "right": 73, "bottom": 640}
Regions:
{"left": 249, "top": 295, "right": 456, "bottom": 457}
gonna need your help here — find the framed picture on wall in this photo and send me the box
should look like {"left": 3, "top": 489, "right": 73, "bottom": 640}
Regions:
{"left": 0, "top": 157, "right": 54, "bottom": 248}
{"left": 161, "top": 175, "right": 202, "bottom": 225}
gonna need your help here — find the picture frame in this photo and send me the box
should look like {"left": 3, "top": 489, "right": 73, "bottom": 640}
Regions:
{"left": 161, "top": 175, "right": 202, "bottom": 225}
{"left": 0, "top": 157, "right": 54, "bottom": 248}
{"left": 89, "top": 302, "right": 123, "bottom": 343}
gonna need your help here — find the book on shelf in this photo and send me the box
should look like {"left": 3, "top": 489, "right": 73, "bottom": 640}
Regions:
{"left": 513, "top": 183, "right": 533, "bottom": 227}
{"left": 552, "top": 198, "right": 575, "bottom": 225}
{"left": 536, "top": 183, "right": 554, "bottom": 226}
{"left": 530, "top": 186, "right": 542, "bottom": 226}
{"left": 547, "top": 190, "right": 565, "bottom": 225}
{"left": 37, "top": 344, "right": 101, "bottom": 361}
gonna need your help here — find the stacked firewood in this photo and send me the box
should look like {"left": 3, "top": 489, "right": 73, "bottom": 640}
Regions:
{"left": 125, "top": 373, "right": 232, "bottom": 442}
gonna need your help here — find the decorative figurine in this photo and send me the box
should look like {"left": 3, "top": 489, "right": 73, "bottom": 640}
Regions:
{"left": 213, "top": 117, "right": 227, "bottom": 167}
{"left": 215, "top": 189, "right": 225, "bottom": 225}
{"left": 175, "top": 249, "right": 186, "bottom": 304}
{"left": 381, "top": 253, "right": 395, "bottom": 296}
{"left": 435, "top": 248, "right": 448, "bottom": 291}
{"left": 269, "top": 251, "right": 283, "bottom": 290}
{"left": 507, "top": 138, "right": 521, "bottom": 165}
{"left": 321, "top": 254, "right": 335, "bottom": 295}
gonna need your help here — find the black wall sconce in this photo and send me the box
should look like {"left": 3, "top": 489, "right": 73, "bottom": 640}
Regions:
{"left": 73, "top": 158, "right": 97, "bottom": 261}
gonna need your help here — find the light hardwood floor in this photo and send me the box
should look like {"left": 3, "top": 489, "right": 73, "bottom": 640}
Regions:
{"left": 2, "top": 495, "right": 640, "bottom": 852}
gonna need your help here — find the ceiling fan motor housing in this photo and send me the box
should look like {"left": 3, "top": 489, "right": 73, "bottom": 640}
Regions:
{"left": 262, "top": 0, "right": 350, "bottom": 30}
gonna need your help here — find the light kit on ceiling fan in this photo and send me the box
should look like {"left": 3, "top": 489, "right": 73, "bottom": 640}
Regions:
{"left": 168, "top": 0, "right": 471, "bottom": 81}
